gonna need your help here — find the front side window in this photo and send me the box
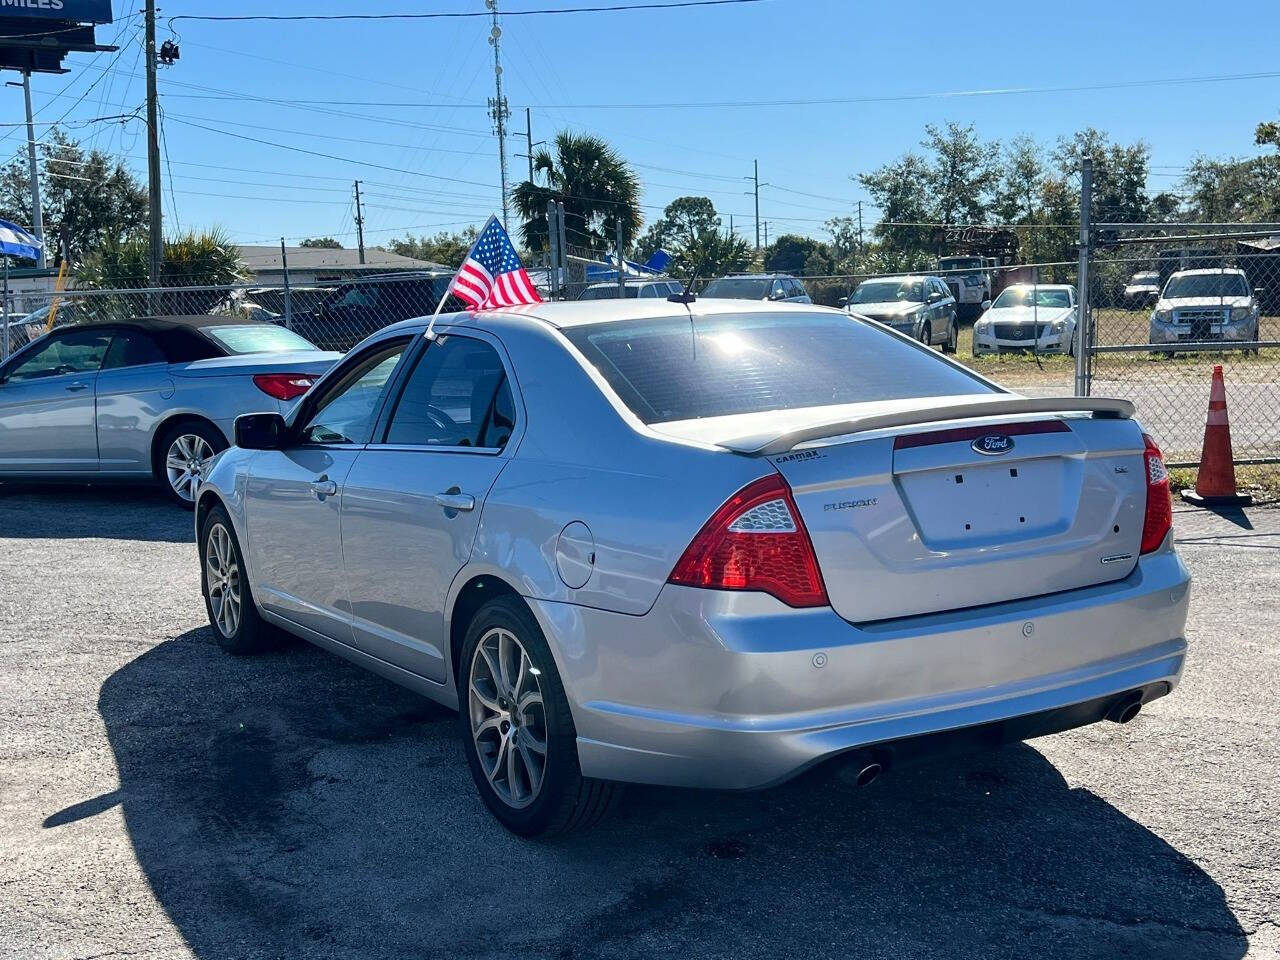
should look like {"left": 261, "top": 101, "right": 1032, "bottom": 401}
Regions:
{"left": 3, "top": 329, "right": 112, "bottom": 383}
{"left": 302, "top": 343, "right": 406, "bottom": 444}
{"left": 383, "top": 335, "right": 514, "bottom": 449}
{"left": 564, "top": 312, "right": 994, "bottom": 425}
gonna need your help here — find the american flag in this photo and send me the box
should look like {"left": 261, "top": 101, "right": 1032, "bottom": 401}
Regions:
{"left": 450, "top": 215, "right": 543, "bottom": 310}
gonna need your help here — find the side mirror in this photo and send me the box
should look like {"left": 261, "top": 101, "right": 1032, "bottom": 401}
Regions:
{"left": 235, "top": 412, "right": 288, "bottom": 450}
{"left": 981, "top": 300, "right": 993, "bottom": 312}
{"left": 1255, "top": 287, "right": 1266, "bottom": 297}
{"left": 837, "top": 296, "right": 849, "bottom": 308}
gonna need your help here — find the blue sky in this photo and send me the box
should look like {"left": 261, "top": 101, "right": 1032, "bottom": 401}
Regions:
{"left": 7, "top": 0, "right": 1280, "bottom": 249}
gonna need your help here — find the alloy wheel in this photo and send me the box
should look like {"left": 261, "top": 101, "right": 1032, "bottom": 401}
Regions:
{"left": 166, "top": 433, "right": 215, "bottom": 502}
{"left": 468, "top": 627, "right": 548, "bottom": 809}
{"left": 205, "top": 523, "right": 242, "bottom": 639}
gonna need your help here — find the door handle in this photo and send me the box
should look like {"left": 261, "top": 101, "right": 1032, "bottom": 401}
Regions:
{"left": 433, "top": 491, "right": 475, "bottom": 512}
{"left": 65, "top": 381, "right": 89, "bottom": 392}
{"left": 310, "top": 477, "right": 338, "bottom": 498}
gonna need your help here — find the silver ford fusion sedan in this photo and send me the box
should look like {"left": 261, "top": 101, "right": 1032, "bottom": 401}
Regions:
{"left": 0, "top": 317, "right": 338, "bottom": 505}
{"left": 195, "top": 299, "right": 1190, "bottom": 836}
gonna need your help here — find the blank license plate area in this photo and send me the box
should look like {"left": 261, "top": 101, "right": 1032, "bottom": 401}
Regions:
{"left": 896, "top": 456, "right": 1071, "bottom": 549}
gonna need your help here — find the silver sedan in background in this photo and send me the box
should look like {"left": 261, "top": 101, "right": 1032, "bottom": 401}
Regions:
{"left": 0, "top": 317, "right": 338, "bottom": 505}
{"left": 196, "top": 299, "right": 1189, "bottom": 836}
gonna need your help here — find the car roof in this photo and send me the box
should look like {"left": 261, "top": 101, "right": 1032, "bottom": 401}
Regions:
{"left": 55, "top": 315, "right": 264, "bottom": 333}
{"left": 1001, "top": 283, "right": 1073, "bottom": 291}
{"left": 382, "top": 297, "right": 838, "bottom": 334}
{"left": 709, "top": 273, "right": 796, "bottom": 280}
{"left": 585, "top": 278, "right": 671, "bottom": 287}
{"left": 857, "top": 275, "right": 934, "bottom": 283}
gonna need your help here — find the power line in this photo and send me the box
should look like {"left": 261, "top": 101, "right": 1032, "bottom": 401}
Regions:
{"left": 168, "top": 1, "right": 767, "bottom": 25}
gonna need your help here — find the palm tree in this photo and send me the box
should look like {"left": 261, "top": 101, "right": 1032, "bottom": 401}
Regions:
{"left": 512, "top": 131, "right": 641, "bottom": 255}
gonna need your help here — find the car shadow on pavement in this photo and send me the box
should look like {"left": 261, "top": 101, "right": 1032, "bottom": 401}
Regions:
{"left": 86, "top": 627, "right": 1247, "bottom": 960}
{"left": 0, "top": 485, "right": 192, "bottom": 542}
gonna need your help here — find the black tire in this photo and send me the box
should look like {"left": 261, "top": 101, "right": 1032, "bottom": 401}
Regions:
{"left": 457, "top": 595, "right": 620, "bottom": 837}
{"left": 943, "top": 316, "right": 958, "bottom": 354}
{"left": 157, "top": 419, "right": 227, "bottom": 509}
{"left": 919, "top": 322, "right": 931, "bottom": 347}
{"left": 199, "top": 504, "right": 272, "bottom": 655}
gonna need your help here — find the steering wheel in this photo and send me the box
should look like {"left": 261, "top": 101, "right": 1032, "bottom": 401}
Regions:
{"left": 421, "top": 404, "right": 461, "bottom": 439}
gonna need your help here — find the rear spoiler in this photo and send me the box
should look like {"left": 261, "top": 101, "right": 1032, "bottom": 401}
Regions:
{"left": 719, "top": 396, "right": 1136, "bottom": 456}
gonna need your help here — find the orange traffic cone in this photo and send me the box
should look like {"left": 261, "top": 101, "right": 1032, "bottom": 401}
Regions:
{"left": 1181, "top": 364, "right": 1253, "bottom": 506}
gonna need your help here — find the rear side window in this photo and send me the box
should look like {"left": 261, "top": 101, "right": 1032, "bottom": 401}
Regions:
{"left": 563, "top": 312, "right": 995, "bottom": 424}
{"left": 102, "top": 331, "right": 166, "bottom": 369}
{"left": 383, "top": 335, "right": 514, "bottom": 449}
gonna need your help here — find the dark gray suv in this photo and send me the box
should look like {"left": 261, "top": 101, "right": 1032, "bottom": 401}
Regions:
{"left": 701, "top": 274, "right": 812, "bottom": 303}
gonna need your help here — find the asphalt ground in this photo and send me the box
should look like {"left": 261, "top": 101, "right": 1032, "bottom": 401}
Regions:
{"left": 0, "top": 485, "right": 1277, "bottom": 960}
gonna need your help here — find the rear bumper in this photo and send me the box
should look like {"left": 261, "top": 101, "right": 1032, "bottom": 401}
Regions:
{"left": 531, "top": 544, "right": 1190, "bottom": 790}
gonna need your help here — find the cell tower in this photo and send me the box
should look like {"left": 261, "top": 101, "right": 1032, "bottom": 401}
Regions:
{"left": 486, "top": 0, "right": 511, "bottom": 230}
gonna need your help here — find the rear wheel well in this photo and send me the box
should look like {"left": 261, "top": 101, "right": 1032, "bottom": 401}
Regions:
{"left": 150, "top": 415, "right": 227, "bottom": 480}
{"left": 449, "top": 575, "right": 524, "bottom": 684}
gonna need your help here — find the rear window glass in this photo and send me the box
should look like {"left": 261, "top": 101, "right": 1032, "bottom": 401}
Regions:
{"left": 701, "top": 278, "right": 770, "bottom": 299}
{"left": 564, "top": 312, "right": 994, "bottom": 424}
{"left": 202, "top": 324, "right": 319, "bottom": 354}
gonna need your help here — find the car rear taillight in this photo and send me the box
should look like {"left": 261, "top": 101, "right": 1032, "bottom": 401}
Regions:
{"left": 253, "top": 373, "right": 314, "bottom": 401}
{"left": 668, "top": 474, "right": 828, "bottom": 608}
{"left": 1140, "top": 433, "right": 1172, "bottom": 554}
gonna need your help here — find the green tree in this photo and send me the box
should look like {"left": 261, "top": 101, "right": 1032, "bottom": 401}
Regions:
{"left": 1052, "top": 128, "right": 1151, "bottom": 225}
{"left": 670, "top": 229, "right": 752, "bottom": 279}
{"left": 857, "top": 152, "right": 933, "bottom": 255}
{"left": 0, "top": 127, "right": 147, "bottom": 263}
{"left": 992, "top": 135, "right": 1045, "bottom": 224}
{"left": 635, "top": 196, "right": 719, "bottom": 261}
{"left": 763, "top": 234, "right": 833, "bottom": 276}
{"left": 300, "top": 236, "right": 342, "bottom": 248}
{"left": 922, "top": 122, "right": 999, "bottom": 226}
{"left": 511, "top": 131, "right": 641, "bottom": 254}
{"left": 77, "top": 227, "right": 246, "bottom": 314}
{"left": 385, "top": 227, "right": 478, "bottom": 267}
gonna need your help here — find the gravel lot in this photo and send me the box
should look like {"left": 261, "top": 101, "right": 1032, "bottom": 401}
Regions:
{"left": 1, "top": 484, "right": 1277, "bottom": 960}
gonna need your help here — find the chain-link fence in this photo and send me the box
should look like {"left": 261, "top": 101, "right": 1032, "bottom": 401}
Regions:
{"left": 0, "top": 267, "right": 460, "bottom": 360}
{"left": 1081, "top": 225, "right": 1280, "bottom": 465}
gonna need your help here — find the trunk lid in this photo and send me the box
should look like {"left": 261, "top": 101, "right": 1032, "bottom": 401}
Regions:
{"left": 171, "top": 350, "right": 341, "bottom": 378}
{"left": 763, "top": 410, "right": 1148, "bottom": 622}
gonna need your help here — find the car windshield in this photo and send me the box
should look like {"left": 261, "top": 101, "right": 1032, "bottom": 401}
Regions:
{"left": 701, "top": 278, "right": 770, "bottom": 299}
{"left": 939, "top": 258, "right": 982, "bottom": 271}
{"left": 851, "top": 280, "right": 923, "bottom": 304}
{"left": 992, "top": 287, "right": 1071, "bottom": 309}
{"left": 1131, "top": 272, "right": 1159, "bottom": 284}
{"left": 563, "top": 312, "right": 994, "bottom": 424}
{"left": 1163, "top": 274, "right": 1249, "bottom": 299}
{"left": 201, "top": 324, "right": 319, "bottom": 354}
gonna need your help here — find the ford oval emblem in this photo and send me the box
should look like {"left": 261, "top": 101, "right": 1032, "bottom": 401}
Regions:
{"left": 972, "top": 434, "right": 1014, "bottom": 455}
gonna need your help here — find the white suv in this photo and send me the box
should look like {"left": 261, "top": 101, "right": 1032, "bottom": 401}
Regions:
{"left": 1149, "top": 268, "right": 1259, "bottom": 353}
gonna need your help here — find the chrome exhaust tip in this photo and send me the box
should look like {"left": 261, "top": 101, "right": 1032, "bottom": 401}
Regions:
{"left": 853, "top": 761, "right": 883, "bottom": 787}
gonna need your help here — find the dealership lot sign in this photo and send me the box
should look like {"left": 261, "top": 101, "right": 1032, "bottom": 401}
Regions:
{"left": 0, "top": 0, "right": 112, "bottom": 23}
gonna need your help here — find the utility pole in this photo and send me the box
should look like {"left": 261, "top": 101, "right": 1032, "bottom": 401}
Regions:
{"left": 525, "top": 107, "right": 534, "bottom": 184}
{"left": 616, "top": 218, "right": 625, "bottom": 299}
{"left": 546, "top": 199, "right": 559, "bottom": 300}
{"left": 763, "top": 221, "right": 769, "bottom": 248}
{"left": 486, "top": 0, "right": 510, "bottom": 230}
{"left": 353, "top": 180, "right": 366, "bottom": 264}
{"left": 145, "top": 0, "right": 163, "bottom": 286}
{"left": 729, "top": 214, "right": 734, "bottom": 238}
{"left": 856, "top": 200, "right": 864, "bottom": 251}
{"left": 753, "top": 159, "right": 760, "bottom": 250}
{"left": 1075, "top": 158, "right": 1092, "bottom": 397}
{"left": 20, "top": 73, "right": 44, "bottom": 268}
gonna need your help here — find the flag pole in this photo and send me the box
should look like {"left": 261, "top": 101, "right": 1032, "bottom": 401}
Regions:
{"left": 425, "top": 215, "right": 496, "bottom": 342}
